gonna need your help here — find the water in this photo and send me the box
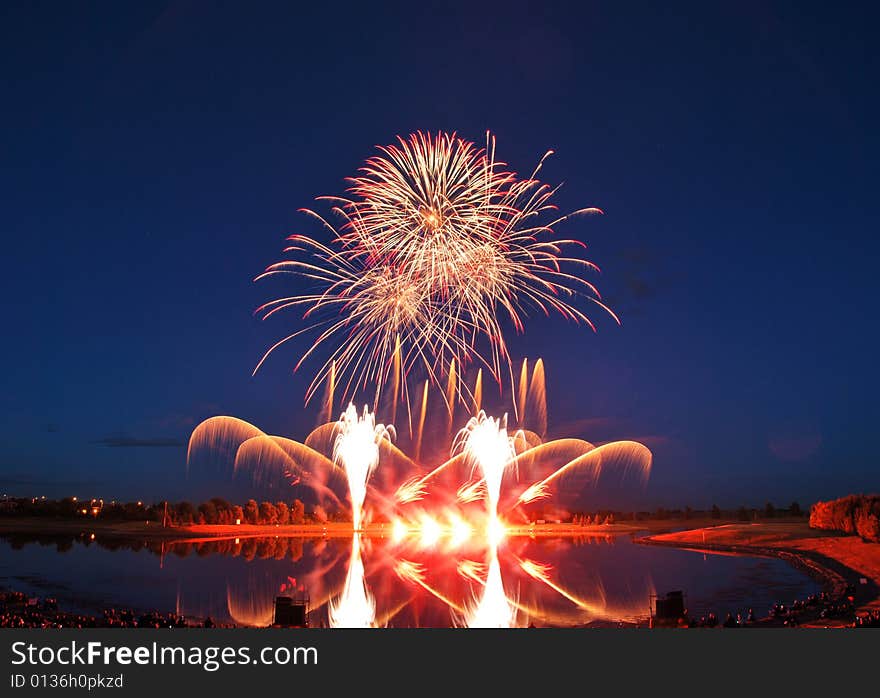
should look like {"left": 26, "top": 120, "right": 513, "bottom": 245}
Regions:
{"left": 0, "top": 532, "right": 821, "bottom": 627}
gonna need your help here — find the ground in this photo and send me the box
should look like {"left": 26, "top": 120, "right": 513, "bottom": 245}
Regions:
{"left": 639, "top": 521, "right": 880, "bottom": 625}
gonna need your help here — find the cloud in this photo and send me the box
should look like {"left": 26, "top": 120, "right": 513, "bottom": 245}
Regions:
{"left": 91, "top": 436, "right": 185, "bottom": 448}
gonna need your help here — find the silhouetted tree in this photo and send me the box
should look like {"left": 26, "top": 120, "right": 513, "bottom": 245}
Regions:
{"left": 789, "top": 501, "right": 802, "bottom": 517}
{"left": 210, "top": 497, "right": 231, "bottom": 512}
{"left": 198, "top": 501, "right": 218, "bottom": 525}
{"left": 123, "top": 502, "right": 143, "bottom": 519}
{"left": 275, "top": 501, "right": 290, "bottom": 525}
{"left": 176, "top": 501, "right": 196, "bottom": 525}
{"left": 244, "top": 499, "right": 259, "bottom": 524}
{"left": 231, "top": 505, "right": 244, "bottom": 524}
{"left": 764, "top": 502, "right": 776, "bottom": 519}
{"left": 711, "top": 504, "right": 721, "bottom": 519}
{"left": 737, "top": 506, "right": 749, "bottom": 521}
{"left": 259, "top": 501, "right": 277, "bottom": 525}
{"left": 146, "top": 505, "right": 164, "bottom": 523}
{"left": 290, "top": 499, "right": 305, "bottom": 525}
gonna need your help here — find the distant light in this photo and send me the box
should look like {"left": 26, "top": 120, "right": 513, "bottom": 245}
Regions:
{"left": 72, "top": 497, "right": 77, "bottom": 502}
{"left": 89, "top": 533, "right": 95, "bottom": 540}
{"left": 235, "top": 518, "right": 241, "bottom": 525}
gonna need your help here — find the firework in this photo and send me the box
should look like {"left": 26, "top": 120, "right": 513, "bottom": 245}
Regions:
{"left": 332, "top": 403, "right": 394, "bottom": 531}
{"left": 253, "top": 131, "right": 616, "bottom": 411}
{"left": 188, "top": 361, "right": 653, "bottom": 529}
{"left": 186, "top": 363, "right": 654, "bottom": 628}
{"left": 455, "top": 410, "right": 517, "bottom": 543}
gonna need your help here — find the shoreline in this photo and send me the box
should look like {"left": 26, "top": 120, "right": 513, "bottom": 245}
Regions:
{"left": 0, "top": 516, "right": 757, "bottom": 541}
{"left": 636, "top": 522, "right": 880, "bottom": 626}
{"left": 0, "top": 517, "right": 658, "bottom": 540}
{"left": 636, "top": 537, "right": 849, "bottom": 597}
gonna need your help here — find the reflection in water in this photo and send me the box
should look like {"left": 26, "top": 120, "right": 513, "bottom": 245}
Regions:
{"left": 333, "top": 532, "right": 647, "bottom": 627}
{"left": 0, "top": 531, "right": 644, "bottom": 627}
{"left": 329, "top": 534, "right": 375, "bottom": 628}
{"left": 226, "top": 571, "right": 278, "bottom": 627}
{"left": 2, "top": 531, "right": 820, "bottom": 628}
{"left": 460, "top": 549, "right": 517, "bottom": 628}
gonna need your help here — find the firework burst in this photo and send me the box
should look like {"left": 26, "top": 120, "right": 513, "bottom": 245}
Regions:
{"left": 254, "top": 131, "right": 616, "bottom": 410}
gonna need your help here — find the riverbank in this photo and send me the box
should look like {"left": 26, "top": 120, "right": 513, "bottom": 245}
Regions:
{"left": 637, "top": 522, "right": 880, "bottom": 626}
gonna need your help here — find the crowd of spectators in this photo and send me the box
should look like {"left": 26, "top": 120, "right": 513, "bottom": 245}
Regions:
{"left": 679, "top": 587, "right": 862, "bottom": 628}
{"left": 4, "top": 584, "right": 877, "bottom": 629}
{"left": 0, "top": 590, "right": 226, "bottom": 628}
{"left": 853, "top": 609, "right": 880, "bottom": 628}
{"left": 684, "top": 609, "right": 755, "bottom": 628}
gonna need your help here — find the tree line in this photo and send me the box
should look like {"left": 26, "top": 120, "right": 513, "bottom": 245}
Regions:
{"left": 0, "top": 496, "right": 345, "bottom": 526}
{"left": 1, "top": 496, "right": 807, "bottom": 525}
{"left": 560, "top": 502, "right": 804, "bottom": 523}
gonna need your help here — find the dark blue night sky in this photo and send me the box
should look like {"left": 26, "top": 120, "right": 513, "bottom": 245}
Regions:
{"left": 2, "top": 1, "right": 877, "bottom": 509}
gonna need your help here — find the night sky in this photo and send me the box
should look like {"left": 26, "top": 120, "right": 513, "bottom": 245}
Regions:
{"left": 2, "top": 1, "right": 877, "bottom": 509}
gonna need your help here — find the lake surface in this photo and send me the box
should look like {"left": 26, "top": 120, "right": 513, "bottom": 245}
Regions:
{"left": 0, "top": 531, "right": 821, "bottom": 627}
